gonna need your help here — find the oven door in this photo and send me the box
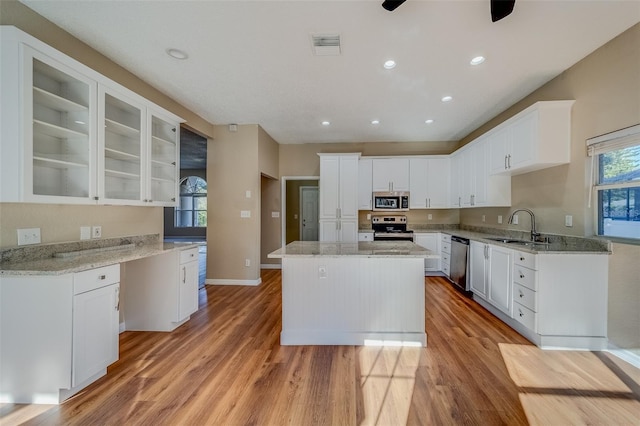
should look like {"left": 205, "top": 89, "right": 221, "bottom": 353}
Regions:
{"left": 373, "top": 232, "right": 415, "bottom": 242}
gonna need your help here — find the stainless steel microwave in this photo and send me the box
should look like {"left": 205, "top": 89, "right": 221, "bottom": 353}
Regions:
{"left": 373, "top": 191, "right": 409, "bottom": 211}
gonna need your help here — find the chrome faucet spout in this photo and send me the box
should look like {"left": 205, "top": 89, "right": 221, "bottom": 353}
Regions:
{"left": 508, "top": 208, "right": 540, "bottom": 241}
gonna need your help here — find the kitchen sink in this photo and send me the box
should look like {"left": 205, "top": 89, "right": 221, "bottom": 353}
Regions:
{"left": 486, "top": 237, "right": 527, "bottom": 244}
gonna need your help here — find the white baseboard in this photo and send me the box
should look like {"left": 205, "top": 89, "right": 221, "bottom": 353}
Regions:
{"left": 206, "top": 278, "right": 262, "bottom": 286}
{"left": 261, "top": 263, "right": 281, "bottom": 269}
{"left": 607, "top": 343, "right": 640, "bottom": 369}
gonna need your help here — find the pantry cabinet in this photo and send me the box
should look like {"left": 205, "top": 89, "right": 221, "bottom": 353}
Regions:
{"left": 409, "top": 157, "right": 450, "bottom": 209}
{"left": 319, "top": 153, "right": 359, "bottom": 242}
{"left": 358, "top": 158, "right": 373, "bottom": 210}
{"left": 488, "top": 101, "right": 574, "bottom": 175}
{"left": 0, "top": 26, "right": 182, "bottom": 206}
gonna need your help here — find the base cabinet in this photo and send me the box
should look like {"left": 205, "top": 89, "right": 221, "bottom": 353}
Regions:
{"left": 123, "top": 247, "right": 199, "bottom": 331}
{"left": 0, "top": 264, "right": 120, "bottom": 404}
{"left": 469, "top": 241, "right": 488, "bottom": 298}
{"left": 414, "top": 233, "right": 440, "bottom": 273}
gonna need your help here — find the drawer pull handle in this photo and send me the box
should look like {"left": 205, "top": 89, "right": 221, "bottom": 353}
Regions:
{"left": 520, "top": 256, "right": 525, "bottom": 261}
{"left": 99, "top": 275, "right": 106, "bottom": 280}
{"left": 520, "top": 273, "right": 525, "bottom": 279}
{"left": 519, "top": 311, "right": 524, "bottom": 317}
{"left": 519, "top": 292, "right": 524, "bottom": 298}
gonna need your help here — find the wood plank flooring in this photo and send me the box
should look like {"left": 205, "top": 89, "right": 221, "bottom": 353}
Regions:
{"left": 2, "top": 271, "right": 639, "bottom": 425}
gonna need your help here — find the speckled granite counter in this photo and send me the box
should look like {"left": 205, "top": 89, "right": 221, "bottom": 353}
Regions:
{"left": 0, "top": 234, "right": 201, "bottom": 275}
{"left": 268, "top": 241, "right": 438, "bottom": 258}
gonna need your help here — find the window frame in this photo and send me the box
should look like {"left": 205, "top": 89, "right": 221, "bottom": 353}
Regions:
{"left": 175, "top": 176, "right": 207, "bottom": 228}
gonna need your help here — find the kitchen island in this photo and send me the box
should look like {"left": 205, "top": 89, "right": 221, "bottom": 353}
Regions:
{"left": 268, "top": 241, "right": 438, "bottom": 347}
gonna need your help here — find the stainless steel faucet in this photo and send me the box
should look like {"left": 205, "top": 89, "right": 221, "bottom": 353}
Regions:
{"left": 508, "top": 208, "right": 541, "bottom": 241}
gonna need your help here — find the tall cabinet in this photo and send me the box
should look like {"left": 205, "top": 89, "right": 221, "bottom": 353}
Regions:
{"left": 0, "top": 26, "right": 182, "bottom": 206}
{"left": 319, "top": 153, "right": 359, "bottom": 242}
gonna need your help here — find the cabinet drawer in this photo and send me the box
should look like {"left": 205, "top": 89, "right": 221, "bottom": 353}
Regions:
{"left": 441, "top": 242, "right": 451, "bottom": 254}
{"left": 358, "top": 232, "right": 374, "bottom": 242}
{"left": 180, "top": 247, "right": 200, "bottom": 264}
{"left": 441, "top": 253, "right": 450, "bottom": 266}
{"left": 513, "top": 250, "right": 537, "bottom": 270}
{"left": 513, "top": 265, "right": 537, "bottom": 291}
{"left": 74, "top": 264, "right": 120, "bottom": 295}
{"left": 442, "top": 263, "right": 450, "bottom": 276}
{"left": 513, "top": 283, "right": 536, "bottom": 312}
{"left": 441, "top": 234, "right": 451, "bottom": 244}
{"left": 513, "top": 302, "right": 536, "bottom": 332}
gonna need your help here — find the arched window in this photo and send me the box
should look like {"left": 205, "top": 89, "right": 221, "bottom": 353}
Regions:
{"left": 176, "top": 176, "right": 207, "bottom": 227}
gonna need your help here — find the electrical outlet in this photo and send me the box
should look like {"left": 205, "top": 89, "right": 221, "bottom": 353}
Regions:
{"left": 245, "top": 259, "right": 250, "bottom": 267}
{"left": 318, "top": 265, "right": 327, "bottom": 279}
{"left": 17, "top": 228, "right": 41, "bottom": 246}
{"left": 482, "top": 215, "right": 486, "bottom": 223}
{"left": 245, "top": 190, "right": 251, "bottom": 198}
{"left": 565, "top": 215, "right": 573, "bottom": 227}
{"left": 497, "top": 215, "right": 503, "bottom": 224}
{"left": 366, "top": 214, "right": 371, "bottom": 220}
{"left": 92, "top": 225, "right": 102, "bottom": 238}
{"left": 80, "top": 226, "right": 91, "bottom": 240}
{"left": 512, "top": 214, "right": 519, "bottom": 225}
{"left": 428, "top": 214, "right": 433, "bottom": 220}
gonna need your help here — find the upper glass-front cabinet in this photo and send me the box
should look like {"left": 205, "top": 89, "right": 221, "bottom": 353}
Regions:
{"left": 0, "top": 27, "right": 184, "bottom": 206}
{"left": 27, "top": 48, "right": 97, "bottom": 202}
{"left": 99, "top": 89, "right": 144, "bottom": 204}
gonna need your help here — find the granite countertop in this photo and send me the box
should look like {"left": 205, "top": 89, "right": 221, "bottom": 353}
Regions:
{"left": 359, "top": 225, "right": 611, "bottom": 254}
{"left": 268, "top": 241, "right": 438, "bottom": 258}
{"left": 0, "top": 234, "right": 201, "bottom": 276}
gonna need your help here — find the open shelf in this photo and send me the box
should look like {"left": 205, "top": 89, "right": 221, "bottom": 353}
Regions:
{"left": 151, "top": 158, "right": 176, "bottom": 167}
{"left": 152, "top": 134, "right": 175, "bottom": 146}
{"left": 105, "top": 118, "right": 140, "bottom": 138}
{"left": 105, "top": 169, "right": 140, "bottom": 179}
{"left": 34, "top": 119, "right": 88, "bottom": 139}
{"left": 33, "top": 155, "right": 89, "bottom": 169}
{"left": 104, "top": 147, "right": 140, "bottom": 162}
{"left": 33, "top": 87, "right": 88, "bottom": 113}
{"left": 151, "top": 176, "right": 175, "bottom": 183}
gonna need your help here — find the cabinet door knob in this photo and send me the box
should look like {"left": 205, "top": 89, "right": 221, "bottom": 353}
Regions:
{"left": 520, "top": 256, "right": 525, "bottom": 261}
{"left": 519, "top": 291, "right": 524, "bottom": 298}
{"left": 519, "top": 311, "right": 524, "bottom": 317}
{"left": 520, "top": 273, "right": 525, "bottom": 279}
{"left": 99, "top": 274, "right": 106, "bottom": 280}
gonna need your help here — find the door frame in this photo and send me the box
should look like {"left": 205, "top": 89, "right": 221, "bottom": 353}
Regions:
{"left": 280, "top": 176, "right": 319, "bottom": 248}
{"left": 299, "top": 186, "right": 319, "bottom": 240}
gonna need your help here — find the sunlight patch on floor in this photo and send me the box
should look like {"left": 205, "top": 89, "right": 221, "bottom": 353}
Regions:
{"left": 357, "top": 346, "right": 421, "bottom": 426}
{"left": 0, "top": 403, "right": 56, "bottom": 426}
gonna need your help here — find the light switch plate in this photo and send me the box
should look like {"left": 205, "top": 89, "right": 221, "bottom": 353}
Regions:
{"left": 271, "top": 211, "right": 280, "bottom": 218}
{"left": 241, "top": 210, "right": 251, "bottom": 218}
{"left": 565, "top": 215, "right": 573, "bottom": 227}
{"left": 17, "top": 228, "right": 41, "bottom": 246}
{"left": 512, "top": 214, "right": 519, "bottom": 225}
{"left": 497, "top": 215, "right": 503, "bottom": 224}
{"left": 80, "top": 226, "right": 91, "bottom": 240}
{"left": 428, "top": 214, "right": 433, "bottom": 220}
{"left": 245, "top": 190, "right": 251, "bottom": 198}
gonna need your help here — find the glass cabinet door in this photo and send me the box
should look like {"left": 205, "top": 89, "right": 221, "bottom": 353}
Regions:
{"left": 148, "top": 113, "right": 178, "bottom": 205}
{"left": 99, "top": 89, "right": 144, "bottom": 204}
{"left": 27, "top": 49, "right": 95, "bottom": 202}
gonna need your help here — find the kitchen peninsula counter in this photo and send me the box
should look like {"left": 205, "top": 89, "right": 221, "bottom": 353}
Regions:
{"left": 268, "top": 241, "right": 437, "bottom": 347}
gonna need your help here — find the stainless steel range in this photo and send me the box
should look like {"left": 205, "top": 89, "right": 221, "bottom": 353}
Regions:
{"left": 372, "top": 215, "right": 414, "bottom": 241}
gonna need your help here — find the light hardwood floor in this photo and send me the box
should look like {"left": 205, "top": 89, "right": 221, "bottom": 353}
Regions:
{"left": 2, "top": 271, "right": 639, "bottom": 425}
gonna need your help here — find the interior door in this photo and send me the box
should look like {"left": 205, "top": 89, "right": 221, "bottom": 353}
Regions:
{"left": 300, "top": 186, "right": 319, "bottom": 241}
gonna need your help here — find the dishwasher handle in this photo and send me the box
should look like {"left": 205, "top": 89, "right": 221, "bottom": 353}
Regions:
{"left": 451, "top": 236, "right": 470, "bottom": 245}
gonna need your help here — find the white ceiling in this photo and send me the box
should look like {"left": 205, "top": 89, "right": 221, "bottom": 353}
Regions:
{"left": 21, "top": 0, "right": 640, "bottom": 144}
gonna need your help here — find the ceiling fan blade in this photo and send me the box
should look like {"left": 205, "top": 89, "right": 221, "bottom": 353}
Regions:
{"left": 382, "top": 0, "right": 406, "bottom": 12}
{"left": 491, "top": 0, "right": 516, "bottom": 22}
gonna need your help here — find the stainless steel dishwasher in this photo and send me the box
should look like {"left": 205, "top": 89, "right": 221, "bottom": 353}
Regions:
{"left": 449, "top": 236, "right": 470, "bottom": 292}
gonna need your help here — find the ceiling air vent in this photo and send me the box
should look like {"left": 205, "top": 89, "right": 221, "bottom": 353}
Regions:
{"left": 311, "top": 34, "right": 341, "bottom": 56}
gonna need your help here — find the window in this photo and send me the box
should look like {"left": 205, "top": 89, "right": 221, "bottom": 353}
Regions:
{"left": 175, "top": 176, "right": 207, "bottom": 227}
{"left": 588, "top": 125, "right": 640, "bottom": 239}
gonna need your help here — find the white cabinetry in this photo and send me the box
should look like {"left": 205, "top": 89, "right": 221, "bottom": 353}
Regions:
{"left": 409, "top": 157, "right": 450, "bottom": 209}
{"left": 0, "top": 264, "right": 120, "bottom": 404}
{"left": 488, "top": 101, "right": 574, "bottom": 175}
{"left": 319, "top": 154, "right": 359, "bottom": 242}
{"left": 0, "top": 26, "right": 182, "bottom": 206}
{"left": 123, "top": 247, "right": 199, "bottom": 331}
{"left": 72, "top": 266, "right": 120, "bottom": 387}
{"left": 372, "top": 158, "right": 409, "bottom": 192}
{"left": 414, "top": 233, "right": 440, "bottom": 273}
{"left": 358, "top": 158, "right": 373, "bottom": 210}
{"left": 469, "top": 242, "right": 511, "bottom": 315}
{"left": 440, "top": 234, "right": 451, "bottom": 276}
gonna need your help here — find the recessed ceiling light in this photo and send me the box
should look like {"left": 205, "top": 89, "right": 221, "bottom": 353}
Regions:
{"left": 470, "top": 56, "right": 486, "bottom": 65}
{"left": 166, "top": 48, "right": 188, "bottom": 60}
{"left": 371, "top": 120, "right": 380, "bottom": 125}
{"left": 441, "top": 96, "right": 453, "bottom": 102}
{"left": 383, "top": 60, "right": 396, "bottom": 70}
{"left": 321, "top": 121, "right": 330, "bottom": 126}
{"left": 425, "top": 119, "right": 434, "bottom": 124}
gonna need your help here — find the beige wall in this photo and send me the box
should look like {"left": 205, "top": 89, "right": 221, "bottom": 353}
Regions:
{"left": 279, "top": 141, "right": 456, "bottom": 177}
{"left": 460, "top": 24, "right": 640, "bottom": 353}
{"left": 0, "top": 203, "right": 162, "bottom": 247}
{"left": 261, "top": 176, "right": 281, "bottom": 265}
{"left": 207, "top": 125, "right": 260, "bottom": 282}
